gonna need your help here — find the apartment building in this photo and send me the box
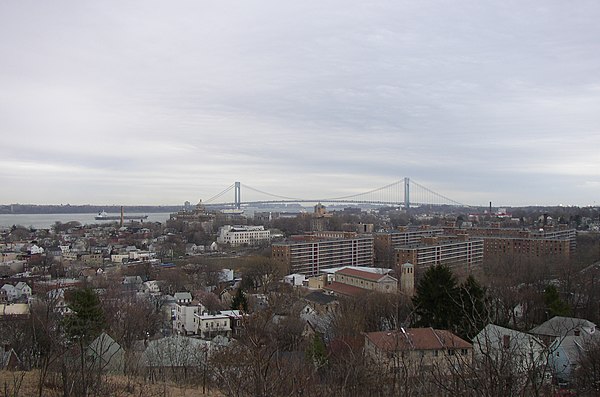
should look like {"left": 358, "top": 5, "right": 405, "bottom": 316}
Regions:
{"left": 443, "top": 225, "right": 576, "bottom": 260}
{"left": 272, "top": 234, "right": 374, "bottom": 276}
{"left": 374, "top": 228, "right": 445, "bottom": 265}
{"left": 394, "top": 234, "right": 484, "bottom": 269}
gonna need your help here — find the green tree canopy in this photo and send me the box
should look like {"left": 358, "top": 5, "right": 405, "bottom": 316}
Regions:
{"left": 544, "top": 284, "right": 571, "bottom": 317}
{"left": 231, "top": 288, "right": 248, "bottom": 312}
{"left": 412, "top": 265, "right": 488, "bottom": 339}
{"left": 412, "top": 265, "right": 460, "bottom": 330}
{"left": 458, "top": 275, "right": 489, "bottom": 339}
{"left": 63, "top": 287, "right": 105, "bottom": 345}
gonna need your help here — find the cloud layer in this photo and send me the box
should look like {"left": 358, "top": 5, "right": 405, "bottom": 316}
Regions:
{"left": 1, "top": 1, "right": 599, "bottom": 206}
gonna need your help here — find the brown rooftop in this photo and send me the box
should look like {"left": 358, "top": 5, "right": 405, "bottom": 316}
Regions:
{"left": 336, "top": 267, "right": 390, "bottom": 282}
{"left": 366, "top": 328, "right": 471, "bottom": 352}
{"left": 324, "top": 281, "right": 368, "bottom": 297}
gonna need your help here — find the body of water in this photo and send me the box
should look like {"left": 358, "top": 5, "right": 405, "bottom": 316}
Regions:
{"left": 0, "top": 213, "right": 172, "bottom": 229}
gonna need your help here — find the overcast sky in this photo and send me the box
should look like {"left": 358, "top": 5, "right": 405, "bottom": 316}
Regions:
{"left": 1, "top": 1, "right": 599, "bottom": 207}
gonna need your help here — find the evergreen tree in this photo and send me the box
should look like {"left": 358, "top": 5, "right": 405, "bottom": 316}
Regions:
{"left": 412, "top": 265, "right": 460, "bottom": 330}
{"left": 306, "top": 334, "right": 328, "bottom": 369}
{"left": 231, "top": 288, "right": 248, "bottom": 312}
{"left": 458, "top": 275, "right": 488, "bottom": 339}
{"left": 543, "top": 284, "right": 571, "bottom": 317}
{"left": 63, "top": 287, "right": 105, "bottom": 344}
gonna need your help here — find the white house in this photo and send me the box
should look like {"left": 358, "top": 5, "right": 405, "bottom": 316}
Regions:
{"left": 0, "top": 284, "right": 18, "bottom": 302}
{"left": 195, "top": 312, "right": 232, "bottom": 339}
{"left": 173, "top": 301, "right": 205, "bottom": 335}
{"left": 141, "top": 280, "right": 161, "bottom": 295}
{"left": 29, "top": 245, "right": 44, "bottom": 255}
{"left": 473, "top": 324, "right": 547, "bottom": 374}
{"left": 14, "top": 282, "right": 32, "bottom": 299}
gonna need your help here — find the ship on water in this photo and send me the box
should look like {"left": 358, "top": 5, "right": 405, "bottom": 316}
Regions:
{"left": 95, "top": 210, "right": 148, "bottom": 221}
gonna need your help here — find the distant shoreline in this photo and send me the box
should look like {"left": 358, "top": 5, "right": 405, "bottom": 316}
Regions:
{"left": 0, "top": 204, "right": 183, "bottom": 215}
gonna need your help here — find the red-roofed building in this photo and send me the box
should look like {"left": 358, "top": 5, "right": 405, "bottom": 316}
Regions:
{"left": 335, "top": 268, "right": 398, "bottom": 294}
{"left": 323, "top": 282, "right": 368, "bottom": 298}
{"left": 365, "top": 328, "right": 472, "bottom": 375}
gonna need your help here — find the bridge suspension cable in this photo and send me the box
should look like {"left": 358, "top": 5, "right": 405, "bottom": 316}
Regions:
{"left": 204, "top": 183, "right": 235, "bottom": 203}
{"left": 410, "top": 179, "right": 466, "bottom": 207}
{"left": 241, "top": 184, "right": 303, "bottom": 201}
{"left": 323, "top": 180, "right": 404, "bottom": 202}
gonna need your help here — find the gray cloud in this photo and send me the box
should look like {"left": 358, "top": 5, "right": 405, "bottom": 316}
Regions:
{"left": 1, "top": 0, "right": 599, "bottom": 206}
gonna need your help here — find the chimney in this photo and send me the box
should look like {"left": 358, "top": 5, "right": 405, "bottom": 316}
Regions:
{"left": 574, "top": 329, "right": 581, "bottom": 337}
{"left": 503, "top": 335, "right": 510, "bottom": 349}
{"left": 120, "top": 206, "right": 124, "bottom": 227}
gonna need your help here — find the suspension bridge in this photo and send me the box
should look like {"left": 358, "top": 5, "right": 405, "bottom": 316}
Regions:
{"left": 203, "top": 178, "right": 470, "bottom": 209}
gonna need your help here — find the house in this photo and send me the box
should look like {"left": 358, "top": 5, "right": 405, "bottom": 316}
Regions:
{"left": 141, "top": 280, "right": 161, "bottom": 295}
{"left": 87, "top": 333, "right": 124, "bottom": 374}
{"left": 142, "top": 335, "right": 209, "bottom": 382}
{"left": 29, "top": 244, "right": 44, "bottom": 255}
{"left": 303, "top": 291, "right": 339, "bottom": 315}
{"left": 1, "top": 348, "right": 21, "bottom": 370}
{"left": 14, "top": 282, "right": 32, "bottom": 300}
{"left": 473, "top": 324, "right": 547, "bottom": 381}
{"left": 174, "top": 292, "right": 193, "bottom": 305}
{"left": 530, "top": 316, "right": 596, "bottom": 345}
{"left": 0, "top": 284, "right": 18, "bottom": 302}
{"left": 548, "top": 332, "right": 600, "bottom": 384}
{"left": 219, "top": 310, "right": 244, "bottom": 337}
{"left": 195, "top": 312, "right": 232, "bottom": 339}
{"left": 528, "top": 316, "right": 598, "bottom": 384}
{"left": 364, "top": 328, "right": 472, "bottom": 376}
{"left": 173, "top": 300, "right": 205, "bottom": 335}
{"left": 300, "top": 295, "right": 336, "bottom": 340}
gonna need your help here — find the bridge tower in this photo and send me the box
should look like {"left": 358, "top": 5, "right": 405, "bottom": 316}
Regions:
{"left": 234, "top": 182, "right": 241, "bottom": 209}
{"left": 404, "top": 177, "right": 410, "bottom": 209}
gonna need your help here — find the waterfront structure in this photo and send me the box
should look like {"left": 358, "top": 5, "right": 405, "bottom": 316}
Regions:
{"left": 216, "top": 225, "right": 270, "bottom": 247}
{"left": 394, "top": 234, "right": 484, "bottom": 269}
{"left": 272, "top": 234, "right": 374, "bottom": 276}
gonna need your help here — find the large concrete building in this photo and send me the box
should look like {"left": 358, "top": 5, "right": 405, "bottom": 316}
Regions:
{"left": 217, "top": 225, "right": 271, "bottom": 247}
{"left": 374, "top": 228, "right": 445, "bottom": 265}
{"left": 394, "top": 234, "right": 484, "bottom": 270}
{"left": 443, "top": 225, "right": 576, "bottom": 261}
{"left": 272, "top": 234, "right": 374, "bottom": 276}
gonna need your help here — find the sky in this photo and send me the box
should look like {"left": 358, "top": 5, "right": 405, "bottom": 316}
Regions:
{"left": 1, "top": 1, "right": 599, "bottom": 207}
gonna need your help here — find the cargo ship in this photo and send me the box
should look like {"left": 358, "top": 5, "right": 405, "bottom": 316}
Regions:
{"left": 95, "top": 211, "right": 148, "bottom": 221}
